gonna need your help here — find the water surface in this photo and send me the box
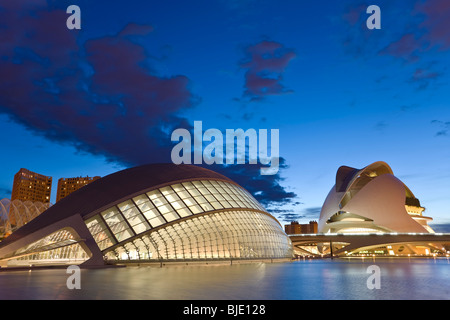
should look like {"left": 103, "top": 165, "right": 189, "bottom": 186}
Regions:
{"left": 0, "top": 258, "right": 449, "bottom": 300}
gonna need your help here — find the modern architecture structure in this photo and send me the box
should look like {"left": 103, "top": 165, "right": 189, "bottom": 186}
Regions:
{"left": 56, "top": 176, "right": 101, "bottom": 202}
{"left": 0, "top": 164, "right": 293, "bottom": 268}
{"left": 318, "top": 161, "right": 433, "bottom": 234}
{"left": 290, "top": 161, "right": 450, "bottom": 257}
{"left": 0, "top": 199, "right": 51, "bottom": 239}
{"left": 11, "top": 168, "right": 52, "bottom": 204}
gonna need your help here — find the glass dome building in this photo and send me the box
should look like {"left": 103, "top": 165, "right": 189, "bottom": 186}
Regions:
{"left": 0, "top": 164, "right": 293, "bottom": 267}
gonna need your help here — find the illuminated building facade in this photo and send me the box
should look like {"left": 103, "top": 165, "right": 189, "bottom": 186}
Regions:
{"left": 318, "top": 161, "right": 434, "bottom": 234}
{"left": 0, "top": 164, "right": 293, "bottom": 267}
{"left": 290, "top": 161, "right": 450, "bottom": 257}
{"left": 11, "top": 168, "right": 52, "bottom": 204}
{"left": 56, "top": 176, "right": 101, "bottom": 202}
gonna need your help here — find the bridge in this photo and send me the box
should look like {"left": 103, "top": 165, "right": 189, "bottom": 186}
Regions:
{"left": 289, "top": 233, "right": 450, "bottom": 257}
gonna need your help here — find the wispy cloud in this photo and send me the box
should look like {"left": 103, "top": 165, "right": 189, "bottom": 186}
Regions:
{"left": 0, "top": 187, "right": 12, "bottom": 200}
{"left": 271, "top": 206, "right": 321, "bottom": 224}
{"left": 238, "top": 40, "right": 296, "bottom": 101}
{"left": 431, "top": 120, "right": 450, "bottom": 136}
{"left": 341, "top": 0, "right": 449, "bottom": 91}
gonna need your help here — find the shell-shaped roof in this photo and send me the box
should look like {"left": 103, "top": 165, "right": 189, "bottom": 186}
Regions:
{"left": 319, "top": 161, "right": 428, "bottom": 233}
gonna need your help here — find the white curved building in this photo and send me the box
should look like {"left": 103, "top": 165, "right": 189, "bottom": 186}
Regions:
{"left": 319, "top": 161, "right": 434, "bottom": 234}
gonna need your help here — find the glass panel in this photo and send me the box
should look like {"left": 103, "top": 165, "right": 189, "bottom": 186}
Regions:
{"left": 182, "top": 197, "right": 197, "bottom": 207}
{"left": 194, "top": 195, "right": 207, "bottom": 204}
{"left": 126, "top": 213, "right": 147, "bottom": 227}
{"left": 164, "top": 193, "right": 179, "bottom": 203}
{"left": 189, "top": 205, "right": 203, "bottom": 214}
{"left": 160, "top": 186, "right": 174, "bottom": 196}
{"left": 210, "top": 201, "right": 223, "bottom": 210}
{"left": 171, "top": 199, "right": 185, "bottom": 210}
{"left": 101, "top": 207, "right": 120, "bottom": 220}
{"left": 136, "top": 199, "right": 154, "bottom": 213}
{"left": 171, "top": 184, "right": 185, "bottom": 192}
{"left": 121, "top": 206, "right": 141, "bottom": 220}
{"left": 132, "top": 222, "right": 151, "bottom": 234}
{"left": 149, "top": 216, "right": 165, "bottom": 228}
{"left": 157, "top": 204, "right": 172, "bottom": 214}
{"left": 163, "top": 211, "right": 179, "bottom": 222}
{"left": 177, "top": 190, "right": 192, "bottom": 199}
{"left": 182, "top": 182, "right": 195, "bottom": 190}
{"left": 133, "top": 194, "right": 150, "bottom": 205}
{"left": 85, "top": 215, "right": 116, "bottom": 250}
{"left": 118, "top": 200, "right": 135, "bottom": 212}
{"left": 115, "top": 228, "right": 133, "bottom": 242}
{"left": 141, "top": 208, "right": 161, "bottom": 221}
{"left": 200, "top": 202, "right": 214, "bottom": 212}
{"left": 187, "top": 188, "right": 201, "bottom": 197}
{"left": 147, "top": 190, "right": 168, "bottom": 207}
{"left": 176, "top": 207, "right": 192, "bottom": 218}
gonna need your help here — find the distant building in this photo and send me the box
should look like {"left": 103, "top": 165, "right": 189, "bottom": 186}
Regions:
{"left": 11, "top": 168, "right": 52, "bottom": 204}
{"left": 285, "top": 221, "right": 318, "bottom": 234}
{"left": 56, "top": 176, "right": 101, "bottom": 202}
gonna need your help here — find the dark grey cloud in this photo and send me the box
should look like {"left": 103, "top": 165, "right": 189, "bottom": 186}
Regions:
{"left": 0, "top": 2, "right": 197, "bottom": 167}
{"left": 341, "top": 1, "right": 449, "bottom": 91}
{"left": 270, "top": 206, "right": 321, "bottom": 224}
{"left": 206, "top": 157, "right": 297, "bottom": 207}
{"left": 273, "top": 210, "right": 305, "bottom": 223}
{"left": 0, "top": 1, "right": 298, "bottom": 208}
{"left": 300, "top": 207, "right": 322, "bottom": 218}
{"left": 0, "top": 187, "right": 12, "bottom": 200}
{"left": 238, "top": 40, "right": 296, "bottom": 102}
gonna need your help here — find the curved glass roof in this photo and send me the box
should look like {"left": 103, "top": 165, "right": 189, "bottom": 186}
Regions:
{"left": 85, "top": 179, "right": 270, "bottom": 251}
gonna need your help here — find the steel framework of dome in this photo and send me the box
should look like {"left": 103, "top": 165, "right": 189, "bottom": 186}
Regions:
{"left": 0, "top": 199, "right": 51, "bottom": 239}
{"left": 0, "top": 164, "right": 293, "bottom": 267}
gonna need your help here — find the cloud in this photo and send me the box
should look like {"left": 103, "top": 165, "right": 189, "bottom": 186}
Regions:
{"left": 270, "top": 206, "right": 320, "bottom": 224}
{"left": 379, "top": 33, "right": 422, "bottom": 62}
{"left": 0, "top": 2, "right": 298, "bottom": 209}
{"left": 300, "top": 206, "right": 322, "bottom": 218}
{"left": 206, "top": 157, "right": 297, "bottom": 207}
{"left": 0, "top": 187, "right": 12, "bottom": 200}
{"left": 239, "top": 40, "right": 296, "bottom": 101}
{"left": 273, "top": 210, "right": 305, "bottom": 223}
{"left": 429, "top": 223, "right": 450, "bottom": 233}
{"left": 0, "top": 2, "right": 197, "bottom": 167}
{"left": 340, "top": 1, "right": 449, "bottom": 91}
{"left": 408, "top": 67, "right": 442, "bottom": 90}
{"left": 374, "top": 121, "right": 388, "bottom": 132}
{"left": 416, "top": 0, "right": 450, "bottom": 50}
{"left": 378, "top": 0, "right": 450, "bottom": 59}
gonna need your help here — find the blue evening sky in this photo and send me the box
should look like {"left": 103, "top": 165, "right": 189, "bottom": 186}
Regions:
{"left": 0, "top": 0, "right": 449, "bottom": 229}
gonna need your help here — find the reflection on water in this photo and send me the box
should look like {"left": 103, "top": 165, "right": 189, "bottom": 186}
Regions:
{"left": 0, "top": 259, "right": 449, "bottom": 300}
